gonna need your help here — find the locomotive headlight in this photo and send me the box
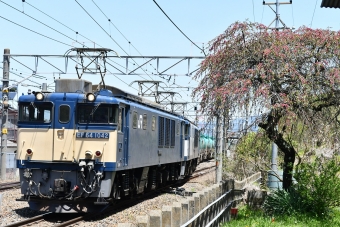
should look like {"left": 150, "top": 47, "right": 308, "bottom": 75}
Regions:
{"left": 86, "top": 93, "right": 96, "bottom": 102}
{"left": 26, "top": 149, "right": 33, "bottom": 155}
{"left": 35, "top": 92, "right": 44, "bottom": 101}
{"left": 85, "top": 150, "right": 93, "bottom": 158}
{"left": 95, "top": 150, "right": 102, "bottom": 157}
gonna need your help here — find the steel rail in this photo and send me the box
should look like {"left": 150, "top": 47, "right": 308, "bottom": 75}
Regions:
{"left": 5, "top": 213, "right": 53, "bottom": 227}
{"left": 0, "top": 181, "right": 21, "bottom": 191}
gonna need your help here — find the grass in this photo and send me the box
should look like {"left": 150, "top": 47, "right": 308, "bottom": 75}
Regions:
{"left": 223, "top": 206, "right": 340, "bottom": 227}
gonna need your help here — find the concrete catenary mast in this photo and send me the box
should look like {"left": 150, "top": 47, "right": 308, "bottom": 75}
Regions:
{"left": 1, "top": 49, "right": 10, "bottom": 180}
{"left": 263, "top": 0, "right": 292, "bottom": 188}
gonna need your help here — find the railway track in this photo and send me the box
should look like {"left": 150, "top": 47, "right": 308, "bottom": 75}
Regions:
{"left": 5, "top": 164, "right": 216, "bottom": 227}
{"left": 4, "top": 213, "right": 83, "bottom": 227}
{"left": 190, "top": 165, "right": 215, "bottom": 179}
{"left": 5, "top": 213, "right": 52, "bottom": 227}
{"left": 0, "top": 181, "right": 20, "bottom": 191}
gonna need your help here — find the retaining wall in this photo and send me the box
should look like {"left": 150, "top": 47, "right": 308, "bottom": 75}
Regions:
{"left": 117, "top": 173, "right": 261, "bottom": 227}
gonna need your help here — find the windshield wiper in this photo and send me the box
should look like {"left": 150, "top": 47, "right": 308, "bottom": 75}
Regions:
{"left": 90, "top": 103, "right": 101, "bottom": 116}
{"left": 30, "top": 102, "right": 40, "bottom": 114}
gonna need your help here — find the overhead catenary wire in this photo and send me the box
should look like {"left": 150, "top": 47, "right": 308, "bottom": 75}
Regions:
{"left": 0, "top": 66, "right": 43, "bottom": 86}
{"left": 2, "top": 0, "right": 141, "bottom": 92}
{"left": 22, "top": 1, "right": 135, "bottom": 77}
{"left": 152, "top": 0, "right": 206, "bottom": 56}
{"left": 23, "top": 0, "right": 198, "bottom": 106}
{"left": 0, "top": 1, "right": 79, "bottom": 47}
{"left": 261, "top": 5, "right": 265, "bottom": 24}
{"left": 2, "top": 0, "right": 127, "bottom": 76}
{"left": 0, "top": 15, "right": 72, "bottom": 47}
{"left": 310, "top": 0, "right": 318, "bottom": 27}
{"left": 75, "top": 0, "right": 154, "bottom": 82}
{"left": 90, "top": 0, "right": 201, "bottom": 105}
{"left": 90, "top": 3, "right": 171, "bottom": 84}
{"left": 291, "top": 3, "right": 295, "bottom": 28}
{"left": 91, "top": 0, "right": 161, "bottom": 74}
{"left": 91, "top": 0, "right": 143, "bottom": 57}
{"left": 2, "top": 1, "right": 198, "bottom": 114}
{"left": 252, "top": 0, "right": 256, "bottom": 22}
{"left": 25, "top": 1, "right": 98, "bottom": 46}
{"left": 75, "top": 0, "right": 197, "bottom": 107}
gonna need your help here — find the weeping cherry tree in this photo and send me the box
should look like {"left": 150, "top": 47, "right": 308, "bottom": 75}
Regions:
{"left": 194, "top": 21, "right": 340, "bottom": 190}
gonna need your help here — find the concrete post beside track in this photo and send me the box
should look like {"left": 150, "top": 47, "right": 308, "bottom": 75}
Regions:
{"left": 1, "top": 49, "right": 10, "bottom": 181}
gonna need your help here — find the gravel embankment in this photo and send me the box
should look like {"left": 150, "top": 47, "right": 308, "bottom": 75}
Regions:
{"left": 0, "top": 160, "right": 216, "bottom": 227}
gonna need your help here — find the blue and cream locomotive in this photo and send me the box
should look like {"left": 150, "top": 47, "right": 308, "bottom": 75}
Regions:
{"left": 16, "top": 79, "right": 200, "bottom": 213}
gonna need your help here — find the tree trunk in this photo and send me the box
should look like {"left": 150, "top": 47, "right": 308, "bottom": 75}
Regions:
{"left": 259, "top": 109, "right": 296, "bottom": 190}
{"left": 282, "top": 150, "right": 295, "bottom": 190}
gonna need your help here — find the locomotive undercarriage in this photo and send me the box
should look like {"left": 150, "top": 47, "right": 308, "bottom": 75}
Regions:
{"left": 111, "top": 159, "right": 198, "bottom": 200}
{"left": 17, "top": 159, "right": 198, "bottom": 213}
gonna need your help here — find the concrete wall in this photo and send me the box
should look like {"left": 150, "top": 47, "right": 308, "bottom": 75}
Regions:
{"left": 117, "top": 180, "right": 234, "bottom": 227}
{"left": 117, "top": 173, "right": 261, "bottom": 227}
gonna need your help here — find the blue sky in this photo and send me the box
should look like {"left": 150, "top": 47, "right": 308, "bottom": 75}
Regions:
{"left": 1, "top": 0, "right": 339, "bottom": 119}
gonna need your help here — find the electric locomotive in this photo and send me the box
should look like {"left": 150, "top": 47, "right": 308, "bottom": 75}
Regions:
{"left": 16, "top": 79, "right": 199, "bottom": 213}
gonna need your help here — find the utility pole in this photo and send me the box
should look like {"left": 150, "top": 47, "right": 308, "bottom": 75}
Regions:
{"left": 263, "top": 0, "right": 292, "bottom": 188}
{"left": 1, "top": 49, "right": 10, "bottom": 180}
{"left": 263, "top": 0, "right": 292, "bottom": 30}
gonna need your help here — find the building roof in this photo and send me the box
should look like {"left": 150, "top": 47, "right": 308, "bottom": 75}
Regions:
{"left": 321, "top": 0, "right": 340, "bottom": 8}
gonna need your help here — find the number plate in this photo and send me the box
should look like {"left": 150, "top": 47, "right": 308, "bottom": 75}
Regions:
{"left": 76, "top": 132, "right": 110, "bottom": 139}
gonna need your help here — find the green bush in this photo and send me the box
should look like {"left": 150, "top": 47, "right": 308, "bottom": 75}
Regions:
{"left": 293, "top": 157, "right": 340, "bottom": 217}
{"left": 263, "top": 188, "right": 306, "bottom": 216}
{"left": 263, "top": 157, "right": 340, "bottom": 218}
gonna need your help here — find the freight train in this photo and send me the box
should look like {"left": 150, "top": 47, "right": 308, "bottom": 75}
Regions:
{"left": 16, "top": 79, "right": 200, "bottom": 213}
{"left": 199, "top": 134, "right": 215, "bottom": 161}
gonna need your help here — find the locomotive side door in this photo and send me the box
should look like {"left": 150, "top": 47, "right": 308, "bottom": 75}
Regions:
{"left": 52, "top": 101, "right": 75, "bottom": 161}
{"left": 179, "top": 121, "right": 183, "bottom": 158}
{"left": 117, "top": 106, "right": 129, "bottom": 168}
{"left": 183, "top": 122, "right": 190, "bottom": 160}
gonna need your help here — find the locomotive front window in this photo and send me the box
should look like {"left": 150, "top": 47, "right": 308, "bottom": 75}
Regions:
{"left": 18, "top": 102, "right": 53, "bottom": 123}
{"left": 59, "top": 105, "right": 70, "bottom": 123}
{"left": 77, "top": 104, "right": 118, "bottom": 124}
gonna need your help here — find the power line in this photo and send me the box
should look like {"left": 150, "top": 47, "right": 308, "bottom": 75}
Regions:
{"left": 0, "top": 1, "right": 79, "bottom": 46}
{"left": 77, "top": 0, "right": 199, "bottom": 107}
{"left": 23, "top": 1, "right": 131, "bottom": 76}
{"left": 75, "top": 0, "right": 126, "bottom": 56}
{"left": 2, "top": 1, "right": 138, "bottom": 91}
{"left": 25, "top": 1, "right": 95, "bottom": 45}
{"left": 92, "top": 0, "right": 141, "bottom": 56}
{"left": 0, "top": 67, "right": 41, "bottom": 86}
{"left": 3, "top": 0, "right": 131, "bottom": 79}
{"left": 291, "top": 4, "right": 295, "bottom": 27}
{"left": 75, "top": 0, "right": 158, "bottom": 82}
{"left": 311, "top": 0, "right": 318, "bottom": 27}
{"left": 0, "top": 15, "right": 72, "bottom": 47}
{"left": 252, "top": 0, "right": 256, "bottom": 22}
{"left": 91, "top": 0, "right": 161, "bottom": 74}
{"left": 152, "top": 0, "right": 206, "bottom": 56}
{"left": 3, "top": 1, "right": 196, "bottom": 113}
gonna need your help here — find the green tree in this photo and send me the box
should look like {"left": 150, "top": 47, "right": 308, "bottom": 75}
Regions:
{"left": 224, "top": 130, "right": 272, "bottom": 181}
{"left": 194, "top": 21, "right": 340, "bottom": 189}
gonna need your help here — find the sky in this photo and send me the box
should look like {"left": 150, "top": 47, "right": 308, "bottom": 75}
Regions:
{"left": 0, "top": 0, "right": 339, "bottom": 120}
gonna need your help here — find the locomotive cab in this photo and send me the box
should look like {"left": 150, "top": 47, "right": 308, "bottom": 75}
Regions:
{"left": 16, "top": 80, "right": 120, "bottom": 212}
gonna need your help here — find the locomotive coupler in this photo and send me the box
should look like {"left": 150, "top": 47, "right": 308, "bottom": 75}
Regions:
{"left": 54, "top": 178, "right": 70, "bottom": 193}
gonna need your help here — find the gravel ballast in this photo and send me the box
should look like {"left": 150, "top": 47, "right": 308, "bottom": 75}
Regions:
{"left": 0, "top": 160, "right": 216, "bottom": 227}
